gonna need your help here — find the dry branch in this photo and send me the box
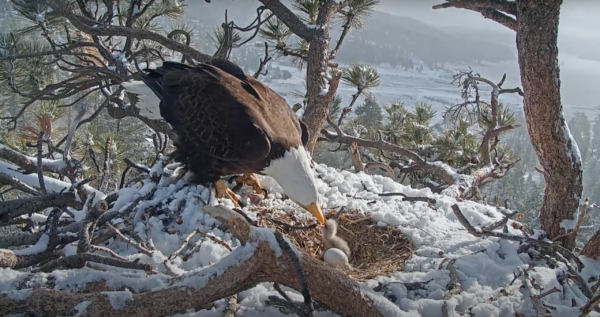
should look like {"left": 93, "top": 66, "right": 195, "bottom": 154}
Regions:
{"left": 433, "top": 0, "right": 517, "bottom": 31}
{"left": 0, "top": 144, "right": 67, "bottom": 175}
{"left": 321, "top": 117, "right": 511, "bottom": 198}
{"left": 0, "top": 192, "right": 79, "bottom": 222}
{"left": 579, "top": 292, "right": 600, "bottom": 317}
{"left": 105, "top": 223, "right": 153, "bottom": 256}
{"left": 0, "top": 173, "right": 41, "bottom": 196}
{"left": 0, "top": 205, "right": 398, "bottom": 317}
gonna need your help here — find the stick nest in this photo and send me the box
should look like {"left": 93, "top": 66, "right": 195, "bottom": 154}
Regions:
{"left": 258, "top": 209, "right": 414, "bottom": 281}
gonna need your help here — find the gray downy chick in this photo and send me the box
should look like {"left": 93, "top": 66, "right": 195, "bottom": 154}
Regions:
{"left": 319, "top": 219, "right": 351, "bottom": 259}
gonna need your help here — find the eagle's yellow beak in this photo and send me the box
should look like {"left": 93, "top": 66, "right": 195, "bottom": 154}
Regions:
{"left": 300, "top": 202, "right": 325, "bottom": 224}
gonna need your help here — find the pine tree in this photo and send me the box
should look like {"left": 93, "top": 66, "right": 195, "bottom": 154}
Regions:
{"left": 354, "top": 94, "right": 382, "bottom": 130}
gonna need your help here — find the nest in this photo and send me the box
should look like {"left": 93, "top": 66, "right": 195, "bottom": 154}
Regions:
{"left": 258, "top": 209, "right": 414, "bottom": 281}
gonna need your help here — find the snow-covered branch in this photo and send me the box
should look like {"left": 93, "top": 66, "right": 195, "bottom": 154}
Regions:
{"left": 0, "top": 144, "right": 67, "bottom": 175}
{"left": 0, "top": 203, "right": 397, "bottom": 317}
{"left": 0, "top": 152, "right": 104, "bottom": 202}
{"left": 321, "top": 117, "right": 513, "bottom": 198}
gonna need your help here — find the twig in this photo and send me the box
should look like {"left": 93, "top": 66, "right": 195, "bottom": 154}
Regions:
{"left": 253, "top": 42, "right": 271, "bottom": 78}
{"left": 377, "top": 192, "right": 437, "bottom": 204}
{"left": 38, "top": 252, "right": 153, "bottom": 273}
{"left": 269, "top": 218, "right": 318, "bottom": 230}
{"left": 36, "top": 132, "right": 47, "bottom": 194}
{"left": 77, "top": 196, "right": 108, "bottom": 254}
{"left": 553, "top": 197, "right": 589, "bottom": 242}
{"left": 232, "top": 207, "right": 254, "bottom": 224}
{"left": 450, "top": 204, "right": 582, "bottom": 268}
{"left": 579, "top": 292, "right": 600, "bottom": 317}
{"left": 196, "top": 230, "right": 233, "bottom": 252}
{"left": 120, "top": 158, "right": 151, "bottom": 189}
{"left": 0, "top": 192, "right": 79, "bottom": 222}
{"left": 273, "top": 283, "right": 293, "bottom": 302}
{"left": 169, "top": 229, "right": 200, "bottom": 260}
{"left": 106, "top": 223, "right": 153, "bottom": 256}
{"left": 63, "top": 105, "right": 87, "bottom": 160}
{"left": 222, "top": 294, "right": 238, "bottom": 317}
{"left": 99, "top": 137, "right": 112, "bottom": 192}
{"left": 274, "top": 231, "right": 314, "bottom": 317}
{"left": 521, "top": 268, "right": 550, "bottom": 316}
{"left": 90, "top": 244, "right": 128, "bottom": 261}
{"left": 444, "top": 259, "right": 461, "bottom": 299}
{"left": 0, "top": 172, "right": 41, "bottom": 196}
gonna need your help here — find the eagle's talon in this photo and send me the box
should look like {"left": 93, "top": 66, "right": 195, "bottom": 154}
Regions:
{"left": 232, "top": 173, "right": 267, "bottom": 202}
{"left": 214, "top": 179, "right": 241, "bottom": 207}
{"left": 262, "top": 188, "right": 268, "bottom": 199}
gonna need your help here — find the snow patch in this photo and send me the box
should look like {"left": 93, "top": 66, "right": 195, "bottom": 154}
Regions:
{"left": 102, "top": 289, "right": 134, "bottom": 310}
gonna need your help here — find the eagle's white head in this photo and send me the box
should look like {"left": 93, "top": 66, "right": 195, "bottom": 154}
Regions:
{"left": 262, "top": 146, "right": 324, "bottom": 224}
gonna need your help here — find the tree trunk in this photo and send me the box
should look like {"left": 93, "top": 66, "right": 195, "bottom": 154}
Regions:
{"left": 516, "top": 0, "right": 583, "bottom": 249}
{"left": 303, "top": 37, "right": 331, "bottom": 154}
{"left": 302, "top": 4, "right": 342, "bottom": 155}
{"left": 581, "top": 229, "right": 600, "bottom": 259}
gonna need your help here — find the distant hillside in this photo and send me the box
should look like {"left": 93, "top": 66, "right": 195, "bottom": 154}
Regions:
{"left": 185, "top": 2, "right": 516, "bottom": 66}
{"left": 332, "top": 11, "right": 515, "bottom": 66}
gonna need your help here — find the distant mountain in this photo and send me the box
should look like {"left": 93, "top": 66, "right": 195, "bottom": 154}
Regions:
{"left": 332, "top": 11, "right": 516, "bottom": 65}
{"left": 184, "top": 2, "right": 515, "bottom": 66}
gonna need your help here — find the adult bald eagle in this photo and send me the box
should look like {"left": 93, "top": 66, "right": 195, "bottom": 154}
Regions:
{"left": 122, "top": 58, "right": 324, "bottom": 224}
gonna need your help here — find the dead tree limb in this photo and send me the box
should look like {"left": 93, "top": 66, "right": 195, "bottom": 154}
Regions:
{"left": 321, "top": 117, "right": 512, "bottom": 198}
{"left": 0, "top": 192, "right": 79, "bottom": 222}
{"left": 0, "top": 144, "right": 68, "bottom": 175}
{"left": 449, "top": 71, "right": 522, "bottom": 166}
{"left": 432, "top": 0, "right": 517, "bottom": 31}
{"left": 0, "top": 204, "right": 398, "bottom": 317}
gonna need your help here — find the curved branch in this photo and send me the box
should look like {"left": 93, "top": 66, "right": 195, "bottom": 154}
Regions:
{"left": 0, "top": 205, "right": 398, "bottom": 317}
{"left": 45, "top": 0, "right": 212, "bottom": 63}
{"left": 433, "top": 0, "right": 517, "bottom": 31}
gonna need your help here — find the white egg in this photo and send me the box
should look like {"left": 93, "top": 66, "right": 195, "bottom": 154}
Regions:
{"left": 323, "top": 248, "right": 351, "bottom": 269}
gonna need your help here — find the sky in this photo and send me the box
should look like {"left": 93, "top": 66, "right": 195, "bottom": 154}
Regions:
{"left": 374, "top": 0, "right": 600, "bottom": 113}
{"left": 376, "top": 0, "right": 600, "bottom": 38}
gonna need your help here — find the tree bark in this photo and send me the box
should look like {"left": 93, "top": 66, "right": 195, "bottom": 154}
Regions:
{"left": 0, "top": 205, "right": 395, "bottom": 317}
{"left": 516, "top": 0, "right": 583, "bottom": 249}
{"left": 302, "top": 10, "right": 337, "bottom": 155}
{"left": 581, "top": 229, "right": 600, "bottom": 259}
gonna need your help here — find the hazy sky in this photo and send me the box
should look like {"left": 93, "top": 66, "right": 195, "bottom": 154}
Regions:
{"left": 376, "top": 0, "right": 600, "bottom": 39}
{"left": 374, "top": 0, "right": 600, "bottom": 112}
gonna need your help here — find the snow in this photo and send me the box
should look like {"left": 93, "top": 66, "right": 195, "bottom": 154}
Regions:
{"left": 263, "top": 61, "right": 525, "bottom": 123}
{"left": 0, "top": 144, "right": 68, "bottom": 171}
{"left": 0, "top": 159, "right": 105, "bottom": 202}
{"left": 12, "top": 233, "right": 49, "bottom": 255}
{"left": 174, "top": 243, "right": 257, "bottom": 290}
{"left": 249, "top": 227, "right": 282, "bottom": 258}
{"left": 2, "top": 158, "right": 600, "bottom": 316}
{"left": 74, "top": 301, "right": 91, "bottom": 316}
{"left": 559, "top": 113, "right": 583, "bottom": 230}
{"left": 102, "top": 289, "right": 134, "bottom": 310}
{"left": 34, "top": 13, "right": 44, "bottom": 23}
{"left": 2, "top": 289, "right": 32, "bottom": 301}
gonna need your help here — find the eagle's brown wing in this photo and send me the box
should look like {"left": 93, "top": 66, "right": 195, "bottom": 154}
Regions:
{"left": 141, "top": 61, "right": 272, "bottom": 163}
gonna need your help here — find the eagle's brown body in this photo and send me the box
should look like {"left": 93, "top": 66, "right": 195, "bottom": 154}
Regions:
{"left": 139, "top": 59, "right": 309, "bottom": 185}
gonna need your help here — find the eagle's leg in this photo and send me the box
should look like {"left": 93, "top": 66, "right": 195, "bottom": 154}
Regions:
{"left": 213, "top": 179, "right": 241, "bottom": 207}
{"left": 233, "top": 173, "right": 268, "bottom": 199}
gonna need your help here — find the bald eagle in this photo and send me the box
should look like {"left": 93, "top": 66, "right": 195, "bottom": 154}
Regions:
{"left": 122, "top": 58, "right": 324, "bottom": 224}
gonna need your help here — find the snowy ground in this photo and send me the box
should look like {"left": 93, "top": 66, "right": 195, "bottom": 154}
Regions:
{"left": 2, "top": 159, "right": 598, "bottom": 317}
{"left": 263, "top": 60, "right": 526, "bottom": 124}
